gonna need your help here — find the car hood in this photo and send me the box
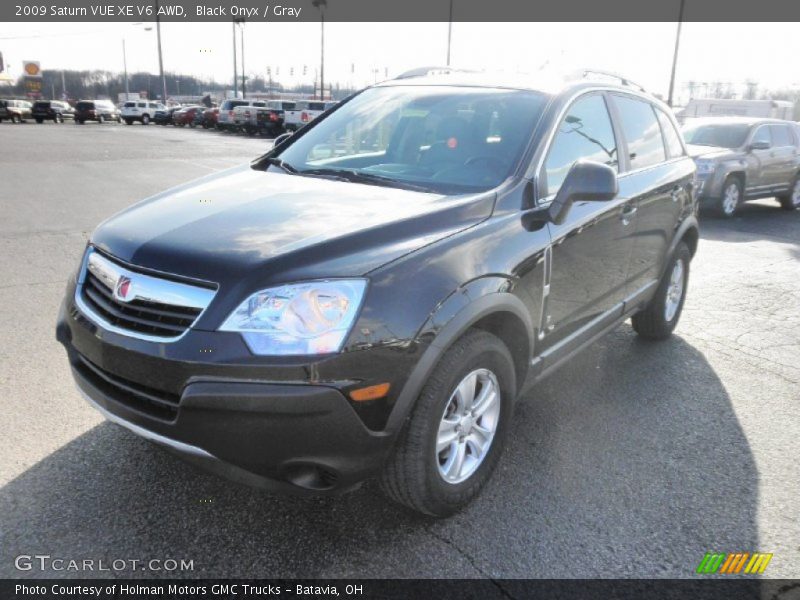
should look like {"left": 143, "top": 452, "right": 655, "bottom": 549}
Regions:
{"left": 91, "top": 165, "right": 494, "bottom": 289}
{"left": 686, "top": 144, "right": 741, "bottom": 160}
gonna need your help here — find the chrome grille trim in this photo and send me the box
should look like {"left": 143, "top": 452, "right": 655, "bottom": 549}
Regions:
{"left": 75, "top": 247, "right": 217, "bottom": 342}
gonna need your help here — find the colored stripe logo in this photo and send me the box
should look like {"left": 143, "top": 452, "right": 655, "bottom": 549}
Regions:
{"left": 696, "top": 552, "right": 773, "bottom": 574}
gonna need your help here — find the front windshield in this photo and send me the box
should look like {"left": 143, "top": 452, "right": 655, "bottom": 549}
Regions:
{"left": 683, "top": 123, "right": 750, "bottom": 149}
{"left": 273, "top": 85, "right": 548, "bottom": 194}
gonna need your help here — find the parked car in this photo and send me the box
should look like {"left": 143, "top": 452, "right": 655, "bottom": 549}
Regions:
{"left": 154, "top": 106, "right": 181, "bottom": 126}
{"left": 0, "top": 99, "right": 32, "bottom": 123}
{"left": 200, "top": 107, "right": 219, "bottom": 129}
{"left": 683, "top": 117, "right": 800, "bottom": 216}
{"left": 216, "top": 99, "right": 249, "bottom": 131}
{"left": 284, "top": 100, "right": 337, "bottom": 131}
{"left": 32, "top": 100, "right": 74, "bottom": 123}
{"left": 57, "top": 69, "right": 698, "bottom": 517}
{"left": 74, "top": 100, "right": 120, "bottom": 124}
{"left": 120, "top": 100, "right": 165, "bottom": 125}
{"left": 173, "top": 106, "right": 203, "bottom": 127}
{"left": 232, "top": 101, "right": 289, "bottom": 136}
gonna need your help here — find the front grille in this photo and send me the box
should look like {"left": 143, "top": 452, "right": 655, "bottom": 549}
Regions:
{"left": 75, "top": 355, "right": 179, "bottom": 422}
{"left": 82, "top": 271, "right": 202, "bottom": 337}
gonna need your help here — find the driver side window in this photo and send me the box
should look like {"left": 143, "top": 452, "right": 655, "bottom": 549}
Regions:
{"left": 543, "top": 94, "right": 618, "bottom": 198}
{"left": 751, "top": 126, "right": 771, "bottom": 147}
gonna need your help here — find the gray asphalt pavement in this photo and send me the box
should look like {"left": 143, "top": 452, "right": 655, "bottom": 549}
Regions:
{"left": 0, "top": 121, "right": 798, "bottom": 579}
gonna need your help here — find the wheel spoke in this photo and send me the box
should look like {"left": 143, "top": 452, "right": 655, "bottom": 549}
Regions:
{"left": 472, "top": 385, "right": 498, "bottom": 418}
{"left": 436, "top": 420, "right": 460, "bottom": 453}
{"left": 445, "top": 441, "right": 467, "bottom": 479}
{"left": 455, "top": 371, "right": 478, "bottom": 411}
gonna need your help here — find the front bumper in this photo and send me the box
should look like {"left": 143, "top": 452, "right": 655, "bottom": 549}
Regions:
{"left": 56, "top": 278, "right": 418, "bottom": 493}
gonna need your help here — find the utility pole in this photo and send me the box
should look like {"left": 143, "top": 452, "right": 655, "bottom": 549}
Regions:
{"left": 446, "top": 0, "right": 453, "bottom": 66}
{"left": 61, "top": 70, "right": 66, "bottom": 99}
{"left": 154, "top": 0, "right": 167, "bottom": 103}
{"left": 667, "top": 0, "right": 686, "bottom": 108}
{"left": 122, "top": 38, "right": 129, "bottom": 96}
{"left": 232, "top": 20, "right": 238, "bottom": 97}
{"left": 313, "top": 0, "right": 327, "bottom": 100}
{"left": 240, "top": 21, "right": 246, "bottom": 98}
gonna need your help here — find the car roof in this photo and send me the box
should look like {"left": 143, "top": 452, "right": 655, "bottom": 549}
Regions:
{"left": 374, "top": 68, "right": 662, "bottom": 102}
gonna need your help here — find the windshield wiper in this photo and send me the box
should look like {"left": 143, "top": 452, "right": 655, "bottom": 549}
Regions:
{"left": 298, "top": 168, "right": 436, "bottom": 193}
{"left": 264, "top": 157, "right": 299, "bottom": 174}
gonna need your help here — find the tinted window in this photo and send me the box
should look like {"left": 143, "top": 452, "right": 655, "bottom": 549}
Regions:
{"left": 770, "top": 124, "right": 794, "bottom": 147}
{"left": 613, "top": 95, "right": 666, "bottom": 170}
{"left": 76, "top": 102, "right": 93, "bottom": 110}
{"left": 123, "top": 102, "right": 135, "bottom": 108}
{"left": 655, "top": 109, "right": 685, "bottom": 158}
{"left": 544, "top": 94, "right": 618, "bottom": 196}
{"left": 683, "top": 123, "right": 751, "bottom": 148}
{"left": 751, "top": 125, "right": 771, "bottom": 146}
{"left": 281, "top": 102, "right": 297, "bottom": 110}
{"left": 34, "top": 102, "right": 50, "bottom": 109}
{"left": 307, "top": 102, "right": 326, "bottom": 111}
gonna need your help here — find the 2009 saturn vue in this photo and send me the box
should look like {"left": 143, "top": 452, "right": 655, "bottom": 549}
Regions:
{"left": 57, "top": 69, "right": 698, "bottom": 516}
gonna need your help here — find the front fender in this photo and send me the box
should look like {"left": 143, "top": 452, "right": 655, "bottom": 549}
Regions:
{"left": 385, "top": 277, "right": 534, "bottom": 433}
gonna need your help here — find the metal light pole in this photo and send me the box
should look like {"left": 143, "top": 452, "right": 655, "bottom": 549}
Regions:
{"left": 154, "top": 0, "right": 167, "bottom": 103}
{"left": 232, "top": 20, "right": 238, "bottom": 97}
{"left": 667, "top": 0, "right": 686, "bottom": 108}
{"left": 239, "top": 21, "right": 246, "bottom": 99}
{"left": 122, "top": 39, "right": 129, "bottom": 96}
{"left": 313, "top": 0, "right": 327, "bottom": 100}
{"left": 446, "top": 0, "right": 453, "bottom": 66}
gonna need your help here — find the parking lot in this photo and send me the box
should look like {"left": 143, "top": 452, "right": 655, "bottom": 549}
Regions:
{"left": 0, "top": 121, "right": 798, "bottom": 579}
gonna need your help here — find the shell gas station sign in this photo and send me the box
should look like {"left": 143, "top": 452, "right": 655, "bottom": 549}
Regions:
{"left": 23, "top": 60, "right": 42, "bottom": 98}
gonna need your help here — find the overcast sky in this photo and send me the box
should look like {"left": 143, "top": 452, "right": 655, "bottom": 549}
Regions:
{"left": 2, "top": 22, "right": 800, "bottom": 101}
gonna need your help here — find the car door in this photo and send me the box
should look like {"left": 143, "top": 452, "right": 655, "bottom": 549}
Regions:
{"left": 536, "top": 92, "right": 636, "bottom": 353}
{"left": 745, "top": 124, "right": 775, "bottom": 193}
{"left": 769, "top": 124, "right": 798, "bottom": 192}
{"left": 609, "top": 94, "right": 694, "bottom": 299}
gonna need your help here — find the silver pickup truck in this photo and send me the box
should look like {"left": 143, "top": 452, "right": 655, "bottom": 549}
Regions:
{"left": 284, "top": 100, "right": 337, "bottom": 132}
{"left": 683, "top": 117, "right": 800, "bottom": 217}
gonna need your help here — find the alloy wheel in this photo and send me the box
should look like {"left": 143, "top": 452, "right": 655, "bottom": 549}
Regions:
{"left": 722, "top": 183, "right": 740, "bottom": 216}
{"left": 664, "top": 258, "right": 685, "bottom": 322}
{"left": 436, "top": 368, "right": 501, "bottom": 484}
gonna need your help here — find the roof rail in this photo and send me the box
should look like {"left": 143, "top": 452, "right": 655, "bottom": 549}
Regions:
{"left": 394, "top": 66, "right": 476, "bottom": 80}
{"left": 575, "top": 69, "right": 648, "bottom": 93}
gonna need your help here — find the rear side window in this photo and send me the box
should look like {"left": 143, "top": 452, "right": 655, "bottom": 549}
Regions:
{"left": 544, "top": 94, "right": 618, "bottom": 197}
{"left": 612, "top": 95, "right": 666, "bottom": 170}
{"left": 123, "top": 102, "right": 135, "bottom": 108}
{"left": 655, "top": 108, "right": 685, "bottom": 158}
{"left": 770, "top": 124, "right": 794, "bottom": 147}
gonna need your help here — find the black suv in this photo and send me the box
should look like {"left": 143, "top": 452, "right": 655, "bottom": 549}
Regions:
{"left": 57, "top": 70, "right": 698, "bottom": 516}
{"left": 32, "top": 100, "right": 74, "bottom": 123}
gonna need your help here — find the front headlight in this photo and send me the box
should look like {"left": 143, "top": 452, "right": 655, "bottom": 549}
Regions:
{"left": 694, "top": 159, "right": 716, "bottom": 175}
{"left": 219, "top": 279, "right": 367, "bottom": 355}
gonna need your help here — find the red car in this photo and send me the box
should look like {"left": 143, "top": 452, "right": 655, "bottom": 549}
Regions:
{"left": 201, "top": 107, "right": 219, "bottom": 129}
{"left": 173, "top": 106, "right": 202, "bottom": 127}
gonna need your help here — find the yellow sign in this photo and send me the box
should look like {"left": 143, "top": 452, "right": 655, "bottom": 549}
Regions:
{"left": 23, "top": 61, "right": 41, "bottom": 77}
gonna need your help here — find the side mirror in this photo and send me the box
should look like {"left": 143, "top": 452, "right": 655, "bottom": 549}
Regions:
{"left": 273, "top": 132, "right": 293, "bottom": 148}
{"left": 548, "top": 160, "right": 618, "bottom": 225}
{"left": 748, "top": 140, "right": 770, "bottom": 151}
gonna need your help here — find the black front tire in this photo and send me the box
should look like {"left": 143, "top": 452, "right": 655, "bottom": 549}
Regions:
{"left": 380, "top": 329, "right": 516, "bottom": 517}
{"left": 632, "top": 242, "right": 691, "bottom": 341}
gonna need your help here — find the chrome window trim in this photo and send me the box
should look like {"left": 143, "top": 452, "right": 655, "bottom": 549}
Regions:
{"left": 74, "top": 247, "right": 217, "bottom": 343}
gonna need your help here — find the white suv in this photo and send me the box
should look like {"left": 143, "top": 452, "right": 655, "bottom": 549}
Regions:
{"left": 121, "top": 100, "right": 165, "bottom": 125}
